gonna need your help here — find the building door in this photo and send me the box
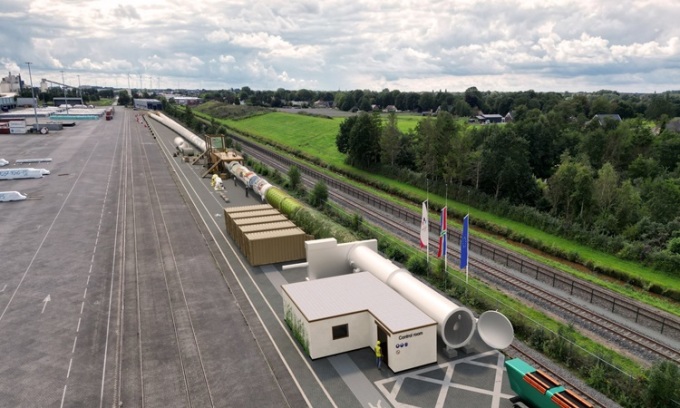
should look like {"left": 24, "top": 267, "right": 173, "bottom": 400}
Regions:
{"left": 377, "top": 325, "right": 388, "bottom": 366}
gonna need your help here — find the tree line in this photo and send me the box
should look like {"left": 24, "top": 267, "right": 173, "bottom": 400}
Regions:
{"left": 336, "top": 100, "right": 680, "bottom": 276}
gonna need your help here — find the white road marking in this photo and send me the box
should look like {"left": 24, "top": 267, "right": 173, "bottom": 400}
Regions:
{"left": 41, "top": 294, "right": 51, "bottom": 314}
{"left": 60, "top": 385, "right": 68, "bottom": 408}
{"left": 0, "top": 284, "right": 6, "bottom": 293}
{"left": 72, "top": 336, "right": 78, "bottom": 354}
{"left": 83, "top": 287, "right": 87, "bottom": 299}
{"left": 76, "top": 317, "right": 81, "bottom": 333}
{"left": 80, "top": 301, "right": 85, "bottom": 314}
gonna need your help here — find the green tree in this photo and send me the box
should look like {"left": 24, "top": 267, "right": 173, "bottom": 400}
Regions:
{"left": 308, "top": 180, "right": 329, "bottom": 208}
{"left": 479, "top": 126, "right": 538, "bottom": 203}
{"left": 380, "top": 112, "right": 402, "bottom": 166}
{"left": 594, "top": 163, "right": 619, "bottom": 215}
{"left": 336, "top": 116, "right": 358, "bottom": 154}
{"left": 464, "top": 86, "right": 485, "bottom": 110}
{"left": 287, "top": 165, "right": 301, "bottom": 191}
{"left": 654, "top": 130, "right": 680, "bottom": 172}
{"left": 415, "top": 117, "right": 439, "bottom": 179}
{"left": 644, "top": 360, "right": 680, "bottom": 408}
{"left": 347, "top": 112, "right": 382, "bottom": 167}
{"left": 644, "top": 178, "right": 680, "bottom": 223}
{"left": 547, "top": 154, "right": 594, "bottom": 223}
{"left": 613, "top": 179, "right": 642, "bottom": 231}
{"left": 117, "top": 90, "right": 131, "bottom": 106}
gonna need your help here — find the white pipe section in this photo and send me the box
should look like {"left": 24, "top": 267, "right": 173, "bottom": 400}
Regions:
{"left": 282, "top": 262, "right": 309, "bottom": 271}
{"left": 0, "top": 168, "right": 45, "bottom": 179}
{"left": 147, "top": 112, "right": 207, "bottom": 152}
{"left": 348, "top": 245, "right": 477, "bottom": 349}
{"left": 347, "top": 244, "right": 514, "bottom": 350}
{"left": 15, "top": 158, "right": 52, "bottom": 164}
{"left": 0, "top": 191, "right": 27, "bottom": 202}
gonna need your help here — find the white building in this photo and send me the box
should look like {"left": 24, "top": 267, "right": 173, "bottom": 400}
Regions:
{"left": 282, "top": 238, "right": 514, "bottom": 373}
{"left": 282, "top": 272, "right": 438, "bottom": 372}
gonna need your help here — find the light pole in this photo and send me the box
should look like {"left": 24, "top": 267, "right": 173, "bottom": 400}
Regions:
{"left": 77, "top": 74, "right": 81, "bottom": 99}
{"left": 61, "top": 70, "right": 69, "bottom": 114}
{"left": 25, "top": 62, "right": 40, "bottom": 131}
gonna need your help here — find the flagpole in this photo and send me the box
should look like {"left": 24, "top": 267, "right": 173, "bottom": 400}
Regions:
{"left": 426, "top": 178, "right": 429, "bottom": 273}
{"left": 444, "top": 183, "right": 448, "bottom": 289}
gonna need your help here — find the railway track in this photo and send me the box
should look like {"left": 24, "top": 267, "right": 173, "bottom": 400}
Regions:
{"left": 232, "top": 135, "right": 680, "bottom": 339}
{"left": 111, "top": 110, "right": 215, "bottom": 407}
{"left": 237, "top": 136, "right": 680, "bottom": 367}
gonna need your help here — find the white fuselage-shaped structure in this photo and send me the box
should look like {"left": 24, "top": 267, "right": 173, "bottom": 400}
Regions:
{"left": 303, "top": 238, "right": 514, "bottom": 351}
{"left": 0, "top": 168, "right": 47, "bottom": 180}
{"left": 147, "top": 112, "right": 206, "bottom": 153}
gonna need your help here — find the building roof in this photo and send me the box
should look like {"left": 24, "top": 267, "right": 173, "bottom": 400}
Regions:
{"left": 282, "top": 272, "right": 436, "bottom": 333}
{"left": 593, "top": 113, "right": 622, "bottom": 125}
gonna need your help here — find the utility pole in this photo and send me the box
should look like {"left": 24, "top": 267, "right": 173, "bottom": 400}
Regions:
{"left": 61, "top": 70, "right": 69, "bottom": 114}
{"left": 25, "top": 62, "right": 40, "bottom": 131}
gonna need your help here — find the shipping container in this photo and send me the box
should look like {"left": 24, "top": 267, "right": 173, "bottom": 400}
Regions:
{"left": 223, "top": 204, "right": 273, "bottom": 216}
{"left": 236, "top": 221, "right": 297, "bottom": 251}
{"left": 224, "top": 209, "right": 283, "bottom": 237}
{"left": 243, "top": 228, "right": 312, "bottom": 266}
{"left": 229, "top": 215, "right": 289, "bottom": 241}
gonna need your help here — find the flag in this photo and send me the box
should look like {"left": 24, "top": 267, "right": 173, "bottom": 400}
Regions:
{"left": 437, "top": 207, "right": 447, "bottom": 258}
{"left": 419, "top": 201, "right": 428, "bottom": 249}
{"left": 460, "top": 214, "right": 469, "bottom": 269}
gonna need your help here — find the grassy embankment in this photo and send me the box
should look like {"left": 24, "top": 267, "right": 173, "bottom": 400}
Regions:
{"left": 195, "top": 108, "right": 680, "bottom": 317}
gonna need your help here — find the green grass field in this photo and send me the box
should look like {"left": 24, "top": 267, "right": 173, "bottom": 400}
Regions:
{"left": 199, "top": 108, "right": 680, "bottom": 315}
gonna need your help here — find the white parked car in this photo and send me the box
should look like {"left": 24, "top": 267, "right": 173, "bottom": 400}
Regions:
{"left": 0, "top": 159, "right": 8, "bottom": 167}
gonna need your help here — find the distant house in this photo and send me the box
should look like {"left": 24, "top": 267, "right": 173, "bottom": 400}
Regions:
{"left": 384, "top": 105, "right": 397, "bottom": 113}
{"left": 504, "top": 112, "right": 514, "bottom": 123}
{"left": 592, "top": 114, "right": 622, "bottom": 126}
{"left": 313, "top": 100, "right": 331, "bottom": 108}
{"left": 133, "top": 98, "right": 162, "bottom": 110}
{"left": 475, "top": 113, "right": 504, "bottom": 124}
{"left": 173, "top": 96, "right": 201, "bottom": 106}
{"left": 666, "top": 118, "right": 680, "bottom": 133}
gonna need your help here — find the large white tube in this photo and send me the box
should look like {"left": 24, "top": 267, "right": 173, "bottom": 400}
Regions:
{"left": 147, "top": 112, "right": 206, "bottom": 152}
{"left": 348, "top": 245, "right": 477, "bottom": 349}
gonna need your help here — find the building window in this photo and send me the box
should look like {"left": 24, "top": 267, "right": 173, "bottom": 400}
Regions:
{"left": 332, "top": 324, "right": 349, "bottom": 340}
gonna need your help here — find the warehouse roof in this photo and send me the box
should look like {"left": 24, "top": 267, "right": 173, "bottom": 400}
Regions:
{"left": 282, "top": 272, "right": 435, "bottom": 333}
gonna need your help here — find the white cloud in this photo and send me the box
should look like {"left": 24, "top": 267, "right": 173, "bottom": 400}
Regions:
{"left": 3, "top": 0, "right": 680, "bottom": 91}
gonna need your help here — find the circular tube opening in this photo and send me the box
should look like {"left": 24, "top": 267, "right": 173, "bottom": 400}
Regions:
{"left": 477, "top": 311, "right": 514, "bottom": 350}
{"left": 441, "top": 308, "right": 476, "bottom": 348}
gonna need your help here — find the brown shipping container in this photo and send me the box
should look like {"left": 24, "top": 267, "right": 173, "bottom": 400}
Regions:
{"left": 236, "top": 221, "right": 297, "bottom": 251}
{"left": 223, "top": 204, "right": 275, "bottom": 231}
{"left": 224, "top": 204, "right": 273, "bottom": 215}
{"left": 229, "top": 215, "right": 289, "bottom": 241}
{"left": 244, "top": 228, "right": 310, "bottom": 266}
{"left": 225, "top": 209, "right": 282, "bottom": 237}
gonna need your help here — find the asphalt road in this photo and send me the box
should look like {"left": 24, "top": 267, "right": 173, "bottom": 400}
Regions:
{"left": 0, "top": 110, "right": 305, "bottom": 407}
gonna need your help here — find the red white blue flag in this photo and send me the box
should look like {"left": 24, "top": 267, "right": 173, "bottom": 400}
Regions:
{"left": 437, "top": 207, "right": 447, "bottom": 258}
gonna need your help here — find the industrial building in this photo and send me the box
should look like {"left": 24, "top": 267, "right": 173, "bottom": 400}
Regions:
{"left": 282, "top": 238, "right": 514, "bottom": 373}
{"left": 282, "top": 272, "right": 438, "bottom": 372}
{"left": 53, "top": 97, "right": 84, "bottom": 107}
{"left": 133, "top": 98, "right": 163, "bottom": 110}
{"left": 0, "top": 72, "right": 22, "bottom": 94}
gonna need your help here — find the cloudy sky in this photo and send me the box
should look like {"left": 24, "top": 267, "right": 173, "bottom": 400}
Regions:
{"left": 2, "top": 0, "right": 679, "bottom": 93}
